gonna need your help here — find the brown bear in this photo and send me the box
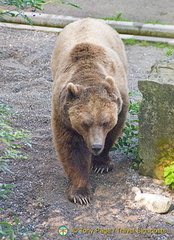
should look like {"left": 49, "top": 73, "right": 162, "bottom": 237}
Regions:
{"left": 51, "top": 18, "right": 129, "bottom": 205}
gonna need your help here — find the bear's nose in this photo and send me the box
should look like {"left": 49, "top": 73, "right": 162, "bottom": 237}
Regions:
{"left": 92, "top": 144, "right": 103, "bottom": 154}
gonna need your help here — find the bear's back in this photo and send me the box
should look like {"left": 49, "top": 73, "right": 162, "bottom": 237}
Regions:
{"left": 60, "top": 19, "right": 125, "bottom": 60}
{"left": 59, "top": 18, "right": 121, "bottom": 47}
{"left": 51, "top": 18, "right": 127, "bottom": 80}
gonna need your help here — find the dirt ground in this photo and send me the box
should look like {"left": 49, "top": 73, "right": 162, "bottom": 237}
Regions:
{"left": 1, "top": 27, "right": 174, "bottom": 240}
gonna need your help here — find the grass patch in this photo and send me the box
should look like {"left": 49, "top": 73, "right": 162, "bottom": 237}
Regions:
{"left": 103, "top": 12, "right": 133, "bottom": 22}
{"left": 123, "top": 39, "right": 174, "bottom": 56}
{"left": 166, "top": 48, "right": 174, "bottom": 56}
{"left": 123, "top": 39, "right": 139, "bottom": 45}
{"left": 144, "top": 20, "right": 166, "bottom": 25}
{"left": 103, "top": 13, "right": 170, "bottom": 25}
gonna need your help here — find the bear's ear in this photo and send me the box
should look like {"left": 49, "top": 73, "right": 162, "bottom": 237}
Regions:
{"left": 104, "top": 76, "right": 118, "bottom": 96}
{"left": 117, "top": 95, "right": 123, "bottom": 114}
{"left": 105, "top": 76, "right": 123, "bottom": 113}
{"left": 66, "top": 82, "right": 81, "bottom": 98}
{"left": 105, "top": 76, "right": 115, "bottom": 89}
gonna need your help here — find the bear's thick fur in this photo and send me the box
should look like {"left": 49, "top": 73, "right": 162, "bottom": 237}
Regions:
{"left": 51, "top": 18, "right": 129, "bottom": 204}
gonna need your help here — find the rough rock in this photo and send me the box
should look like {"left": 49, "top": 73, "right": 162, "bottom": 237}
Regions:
{"left": 132, "top": 187, "right": 172, "bottom": 213}
{"left": 163, "top": 216, "right": 174, "bottom": 225}
{"left": 138, "top": 57, "right": 174, "bottom": 179}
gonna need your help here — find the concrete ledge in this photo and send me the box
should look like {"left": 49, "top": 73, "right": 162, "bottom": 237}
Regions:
{"left": 0, "top": 22, "right": 62, "bottom": 33}
{"left": 2, "top": 10, "right": 174, "bottom": 39}
{"left": 1, "top": 22, "right": 174, "bottom": 45}
{"left": 121, "top": 34, "right": 174, "bottom": 45}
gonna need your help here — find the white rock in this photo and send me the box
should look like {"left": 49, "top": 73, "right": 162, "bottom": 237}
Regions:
{"left": 132, "top": 187, "right": 172, "bottom": 213}
{"left": 163, "top": 216, "right": 174, "bottom": 225}
{"left": 168, "top": 40, "right": 174, "bottom": 46}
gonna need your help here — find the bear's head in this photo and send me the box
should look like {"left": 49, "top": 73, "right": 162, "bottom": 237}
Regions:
{"left": 63, "top": 76, "right": 123, "bottom": 156}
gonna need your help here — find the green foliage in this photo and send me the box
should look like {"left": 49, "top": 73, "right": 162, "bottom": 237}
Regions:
{"left": 144, "top": 20, "right": 165, "bottom": 25}
{"left": 0, "top": 0, "right": 45, "bottom": 10}
{"left": 0, "top": 0, "right": 44, "bottom": 24}
{"left": 45, "top": 0, "right": 82, "bottom": 9}
{"left": 103, "top": 15, "right": 170, "bottom": 25}
{"left": 0, "top": 103, "right": 31, "bottom": 173}
{"left": 123, "top": 39, "right": 169, "bottom": 48}
{"left": 166, "top": 48, "right": 173, "bottom": 56}
{"left": 0, "top": 103, "right": 41, "bottom": 239}
{"left": 164, "top": 162, "right": 174, "bottom": 189}
{"left": 103, "top": 12, "right": 132, "bottom": 22}
{"left": 0, "top": 183, "right": 14, "bottom": 200}
{"left": 123, "top": 39, "right": 139, "bottom": 45}
{"left": 0, "top": 0, "right": 81, "bottom": 10}
{"left": 0, "top": 0, "right": 81, "bottom": 24}
{"left": 0, "top": 218, "right": 41, "bottom": 240}
{"left": 111, "top": 92, "right": 142, "bottom": 169}
{"left": 123, "top": 39, "right": 174, "bottom": 57}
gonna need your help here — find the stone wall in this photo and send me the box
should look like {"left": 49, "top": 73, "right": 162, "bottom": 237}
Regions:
{"left": 138, "top": 57, "right": 174, "bottom": 179}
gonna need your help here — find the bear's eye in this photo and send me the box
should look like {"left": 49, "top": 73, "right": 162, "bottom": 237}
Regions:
{"left": 103, "top": 121, "right": 109, "bottom": 128}
{"left": 81, "top": 122, "right": 90, "bottom": 130}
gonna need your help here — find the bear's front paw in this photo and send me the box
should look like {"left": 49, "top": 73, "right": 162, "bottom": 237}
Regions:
{"left": 68, "top": 186, "right": 92, "bottom": 205}
{"left": 92, "top": 160, "right": 114, "bottom": 173}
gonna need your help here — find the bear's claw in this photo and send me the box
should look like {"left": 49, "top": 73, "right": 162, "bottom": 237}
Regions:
{"left": 93, "top": 167, "right": 109, "bottom": 173}
{"left": 73, "top": 196, "right": 91, "bottom": 205}
{"left": 92, "top": 162, "right": 113, "bottom": 173}
{"left": 68, "top": 186, "right": 92, "bottom": 205}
